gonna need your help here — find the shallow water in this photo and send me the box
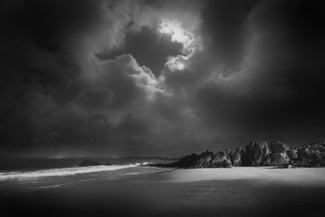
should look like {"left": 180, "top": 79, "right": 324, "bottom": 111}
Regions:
{"left": 1, "top": 167, "right": 325, "bottom": 217}
{"left": 0, "top": 156, "right": 175, "bottom": 171}
{"left": 0, "top": 156, "right": 175, "bottom": 192}
{"left": 0, "top": 166, "right": 170, "bottom": 194}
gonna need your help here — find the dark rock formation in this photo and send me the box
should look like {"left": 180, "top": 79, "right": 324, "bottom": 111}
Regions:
{"left": 287, "top": 149, "right": 298, "bottom": 161}
{"left": 241, "top": 141, "right": 272, "bottom": 166}
{"left": 231, "top": 148, "right": 244, "bottom": 166}
{"left": 150, "top": 141, "right": 325, "bottom": 169}
{"left": 261, "top": 154, "right": 272, "bottom": 166}
{"left": 159, "top": 150, "right": 214, "bottom": 169}
{"left": 259, "top": 142, "right": 272, "bottom": 165}
{"left": 295, "top": 142, "right": 325, "bottom": 166}
{"left": 244, "top": 142, "right": 254, "bottom": 165}
{"left": 271, "top": 153, "right": 290, "bottom": 166}
{"left": 193, "top": 150, "right": 214, "bottom": 168}
{"left": 169, "top": 153, "right": 198, "bottom": 168}
{"left": 270, "top": 141, "right": 290, "bottom": 153}
{"left": 245, "top": 141, "right": 272, "bottom": 166}
{"left": 210, "top": 150, "right": 232, "bottom": 168}
{"left": 297, "top": 146, "right": 311, "bottom": 160}
{"left": 317, "top": 143, "right": 325, "bottom": 153}
{"left": 268, "top": 141, "right": 290, "bottom": 166}
{"left": 241, "top": 151, "right": 252, "bottom": 166}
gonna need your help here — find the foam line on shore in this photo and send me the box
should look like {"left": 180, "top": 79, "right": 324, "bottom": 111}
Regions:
{"left": 27, "top": 178, "right": 96, "bottom": 189}
{"left": 0, "top": 164, "right": 139, "bottom": 180}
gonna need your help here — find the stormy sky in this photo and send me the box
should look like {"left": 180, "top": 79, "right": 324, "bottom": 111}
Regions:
{"left": 1, "top": 0, "right": 325, "bottom": 157}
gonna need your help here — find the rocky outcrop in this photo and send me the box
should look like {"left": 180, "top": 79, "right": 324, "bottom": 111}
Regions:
{"left": 151, "top": 149, "right": 232, "bottom": 169}
{"left": 269, "top": 141, "right": 290, "bottom": 166}
{"left": 193, "top": 150, "right": 214, "bottom": 168}
{"left": 160, "top": 150, "right": 213, "bottom": 169}
{"left": 231, "top": 148, "right": 244, "bottom": 166}
{"left": 210, "top": 150, "right": 232, "bottom": 168}
{"left": 261, "top": 154, "right": 272, "bottom": 166}
{"left": 270, "top": 141, "right": 290, "bottom": 153}
{"left": 287, "top": 149, "right": 298, "bottom": 161}
{"left": 241, "top": 151, "right": 252, "bottom": 166}
{"left": 271, "top": 153, "right": 290, "bottom": 166}
{"left": 245, "top": 141, "right": 272, "bottom": 166}
{"left": 295, "top": 142, "right": 325, "bottom": 167}
{"left": 241, "top": 141, "right": 290, "bottom": 166}
{"left": 150, "top": 141, "right": 325, "bottom": 169}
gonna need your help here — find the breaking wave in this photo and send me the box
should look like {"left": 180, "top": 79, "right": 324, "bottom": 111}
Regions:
{"left": 0, "top": 164, "right": 139, "bottom": 180}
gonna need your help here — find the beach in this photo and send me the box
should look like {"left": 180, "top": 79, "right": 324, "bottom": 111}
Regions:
{"left": 1, "top": 167, "right": 325, "bottom": 217}
{"left": 2, "top": 1, "right": 325, "bottom": 217}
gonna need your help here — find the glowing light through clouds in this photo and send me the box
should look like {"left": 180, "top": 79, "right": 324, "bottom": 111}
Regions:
{"left": 159, "top": 19, "right": 191, "bottom": 44}
{"left": 158, "top": 19, "right": 198, "bottom": 72}
{"left": 159, "top": 19, "right": 195, "bottom": 54}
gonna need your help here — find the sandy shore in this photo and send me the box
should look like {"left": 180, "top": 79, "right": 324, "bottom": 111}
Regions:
{"left": 162, "top": 167, "right": 325, "bottom": 185}
{"left": 2, "top": 167, "right": 325, "bottom": 217}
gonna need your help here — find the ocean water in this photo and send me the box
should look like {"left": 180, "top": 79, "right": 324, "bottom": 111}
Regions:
{"left": 0, "top": 156, "right": 175, "bottom": 171}
{"left": 0, "top": 157, "right": 176, "bottom": 192}
{"left": 1, "top": 158, "right": 325, "bottom": 217}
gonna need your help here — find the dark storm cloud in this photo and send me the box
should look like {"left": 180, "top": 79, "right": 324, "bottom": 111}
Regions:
{"left": 0, "top": 0, "right": 157, "bottom": 154}
{"left": 199, "top": 0, "right": 261, "bottom": 66}
{"left": 190, "top": 0, "right": 325, "bottom": 146}
{"left": 242, "top": 0, "right": 325, "bottom": 122}
{"left": 98, "top": 27, "right": 183, "bottom": 76}
{"left": 1, "top": 0, "right": 325, "bottom": 156}
{"left": 249, "top": 0, "right": 325, "bottom": 99}
{"left": 159, "top": 0, "right": 325, "bottom": 149}
{"left": 17, "top": 0, "right": 105, "bottom": 51}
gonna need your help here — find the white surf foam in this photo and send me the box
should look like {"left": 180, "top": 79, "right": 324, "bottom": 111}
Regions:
{"left": 0, "top": 164, "right": 139, "bottom": 180}
{"left": 27, "top": 178, "right": 95, "bottom": 189}
{"left": 139, "top": 161, "right": 153, "bottom": 166}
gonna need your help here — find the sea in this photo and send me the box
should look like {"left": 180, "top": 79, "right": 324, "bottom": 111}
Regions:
{"left": 1, "top": 157, "right": 325, "bottom": 217}
{"left": 0, "top": 156, "right": 176, "bottom": 193}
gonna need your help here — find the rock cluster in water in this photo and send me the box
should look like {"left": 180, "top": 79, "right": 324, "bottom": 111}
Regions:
{"left": 152, "top": 141, "right": 325, "bottom": 169}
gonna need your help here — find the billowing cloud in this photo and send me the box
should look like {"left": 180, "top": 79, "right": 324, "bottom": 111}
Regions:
{"left": 1, "top": 0, "right": 325, "bottom": 157}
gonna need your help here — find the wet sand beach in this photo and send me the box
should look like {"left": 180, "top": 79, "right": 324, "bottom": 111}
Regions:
{"left": 1, "top": 167, "right": 325, "bottom": 217}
